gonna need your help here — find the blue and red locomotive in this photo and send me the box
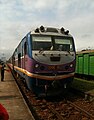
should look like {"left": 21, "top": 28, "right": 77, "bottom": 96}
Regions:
{"left": 8, "top": 26, "right": 76, "bottom": 96}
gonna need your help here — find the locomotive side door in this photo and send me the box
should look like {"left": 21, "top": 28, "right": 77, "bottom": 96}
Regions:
{"left": 18, "top": 53, "right": 21, "bottom": 67}
{"left": 23, "top": 38, "right": 28, "bottom": 69}
{"left": 24, "top": 42, "right": 26, "bottom": 69}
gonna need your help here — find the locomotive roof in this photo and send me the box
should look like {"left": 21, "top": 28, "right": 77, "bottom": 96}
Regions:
{"left": 30, "top": 26, "right": 73, "bottom": 37}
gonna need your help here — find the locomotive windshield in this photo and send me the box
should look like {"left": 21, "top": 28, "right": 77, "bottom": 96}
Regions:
{"left": 54, "top": 38, "right": 73, "bottom": 52}
{"left": 32, "top": 36, "right": 52, "bottom": 50}
{"left": 32, "top": 35, "right": 74, "bottom": 52}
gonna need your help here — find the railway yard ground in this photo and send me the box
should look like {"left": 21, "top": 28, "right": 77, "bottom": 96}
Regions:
{"left": 72, "top": 77, "right": 94, "bottom": 100}
{"left": 12, "top": 70, "right": 94, "bottom": 120}
{"left": 0, "top": 65, "right": 35, "bottom": 120}
{"left": 0, "top": 65, "right": 94, "bottom": 120}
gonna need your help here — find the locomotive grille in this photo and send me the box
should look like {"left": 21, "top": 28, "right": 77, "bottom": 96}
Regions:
{"left": 50, "top": 56, "right": 60, "bottom": 61}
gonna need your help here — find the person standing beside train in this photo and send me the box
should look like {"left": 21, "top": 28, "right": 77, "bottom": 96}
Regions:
{"left": 0, "top": 63, "right": 5, "bottom": 81}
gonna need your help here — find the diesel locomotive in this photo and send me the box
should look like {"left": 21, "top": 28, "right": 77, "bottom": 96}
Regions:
{"left": 8, "top": 26, "right": 76, "bottom": 96}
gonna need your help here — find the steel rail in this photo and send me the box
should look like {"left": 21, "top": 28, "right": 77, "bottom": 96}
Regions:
{"left": 48, "top": 105, "right": 65, "bottom": 120}
{"left": 67, "top": 101, "right": 94, "bottom": 119}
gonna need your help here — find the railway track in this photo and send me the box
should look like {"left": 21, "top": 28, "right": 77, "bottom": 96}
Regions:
{"left": 30, "top": 98, "right": 94, "bottom": 120}
{"left": 12, "top": 70, "right": 94, "bottom": 120}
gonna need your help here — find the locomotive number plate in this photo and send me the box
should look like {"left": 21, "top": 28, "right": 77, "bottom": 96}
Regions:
{"left": 48, "top": 66, "right": 61, "bottom": 70}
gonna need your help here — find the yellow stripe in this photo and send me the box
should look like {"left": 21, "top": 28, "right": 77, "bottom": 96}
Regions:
{"left": 14, "top": 66, "right": 74, "bottom": 80}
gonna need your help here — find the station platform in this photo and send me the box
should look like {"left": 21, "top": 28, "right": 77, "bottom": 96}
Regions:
{"left": 0, "top": 65, "right": 35, "bottom": 120}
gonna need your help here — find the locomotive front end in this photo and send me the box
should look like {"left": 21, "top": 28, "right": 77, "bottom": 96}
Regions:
{"left": 9, "top": 25, "right": 76, "bottom": 97}
{"left": 30, "top": 26, "right": 76, "bottom": 96}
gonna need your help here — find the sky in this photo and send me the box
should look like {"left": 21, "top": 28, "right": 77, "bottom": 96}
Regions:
{"left": 0, "top": 0, "right": 94, "bottom": 59}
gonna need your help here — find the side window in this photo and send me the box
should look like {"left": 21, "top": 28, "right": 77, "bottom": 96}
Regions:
{"left": 23, "top": 37, "right": 28, "bottom": 55}
{"left": 24, "top": 42, "right": 27, "bottom": 55}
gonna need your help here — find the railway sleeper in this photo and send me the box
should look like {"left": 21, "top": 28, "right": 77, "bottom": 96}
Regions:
{"left": 85, "top": 93, "right": 94, "bottom": 102}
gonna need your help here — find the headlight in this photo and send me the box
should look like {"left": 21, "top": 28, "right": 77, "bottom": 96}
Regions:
{"left": 70, "top": 64, "right": 73, "bottom": 67}
{"left": 35, "top": 64, "right": 39, "bottom": 68}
